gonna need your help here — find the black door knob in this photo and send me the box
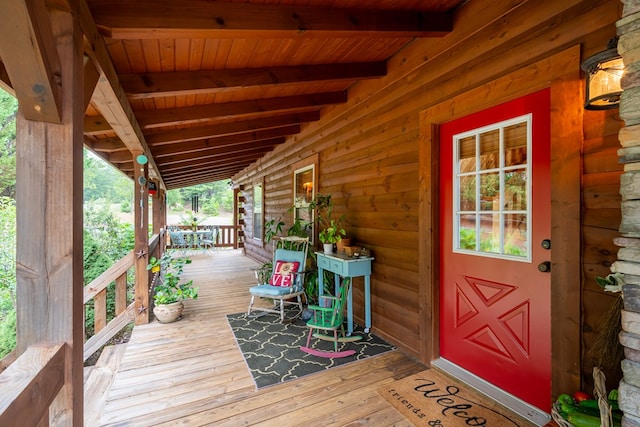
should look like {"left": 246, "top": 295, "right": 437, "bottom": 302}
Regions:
{"left": 538, "top": 261, "right": 551, "bottom": 272}
{"left": 541, "top": 239, "right": 551, "bottom": 250}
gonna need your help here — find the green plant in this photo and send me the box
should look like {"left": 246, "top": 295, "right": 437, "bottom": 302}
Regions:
{"left": 147, "top": 253, "right": 198, "bottom": 305}
{"left": 311, "top": 193, "right": 346, "bottom": 244}
{"left": 264, "top": 218, "right": 284, "bottom": 244}
{"left": 318, "top": 219, "right": 346, "bottom": 244}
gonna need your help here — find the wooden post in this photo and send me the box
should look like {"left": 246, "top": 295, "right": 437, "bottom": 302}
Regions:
{"left": 614, "top": 2, "right": 640, "bottom": 424}
{"left": 133, "top": 155, "right": 150, "bottom": 324}
{"left": 14, "top": 7, "right": 84, "bottom": 425}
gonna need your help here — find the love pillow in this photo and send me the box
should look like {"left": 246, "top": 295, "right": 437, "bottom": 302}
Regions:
{"left": 269, "top": 260, "right": 300, "bottom": 287}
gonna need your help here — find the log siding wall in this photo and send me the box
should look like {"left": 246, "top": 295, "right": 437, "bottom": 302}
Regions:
{"left": 233, "top": 0, "right": 624, "bottom": 393}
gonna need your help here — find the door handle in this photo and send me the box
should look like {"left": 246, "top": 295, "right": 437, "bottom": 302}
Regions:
{"left": 538, "top": 261, "right": 551, "bottom": 272}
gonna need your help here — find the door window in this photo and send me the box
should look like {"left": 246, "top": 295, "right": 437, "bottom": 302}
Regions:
{"left": 453, "top": 115, "right": 531, "bottom": 261}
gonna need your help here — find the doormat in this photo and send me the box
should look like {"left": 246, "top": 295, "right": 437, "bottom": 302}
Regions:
{"left": 226, "top": 312, "right": 395, "bottom": 389}
{"left": 377, "top": 369, "right": 535, "bottom": 426}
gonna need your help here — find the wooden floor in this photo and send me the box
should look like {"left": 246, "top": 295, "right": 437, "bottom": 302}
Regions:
{"left": 86, "top": 249, "right": 425, "bottom": 426}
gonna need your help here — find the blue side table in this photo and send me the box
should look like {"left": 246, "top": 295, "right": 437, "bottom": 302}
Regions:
{"left": 316, "top": 252, "right": 374, "bottom": 334}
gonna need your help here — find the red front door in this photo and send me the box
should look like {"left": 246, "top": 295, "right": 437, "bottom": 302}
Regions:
{"left": 439, "top": 89, "right": 551, "bottom": 411}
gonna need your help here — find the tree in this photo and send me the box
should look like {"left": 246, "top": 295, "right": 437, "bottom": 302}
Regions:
{"left": 0, "top": 91, "right": 17, "bottom": 198}
{"left": 0, "top": 197, "right": 15, "bottom": 357}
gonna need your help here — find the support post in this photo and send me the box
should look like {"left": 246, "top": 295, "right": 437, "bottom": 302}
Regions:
{"left": 14, "top": 7, "right": 84, "bottom": 425}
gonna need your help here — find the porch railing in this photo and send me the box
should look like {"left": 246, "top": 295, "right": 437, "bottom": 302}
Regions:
{"left": 168, "top": 224, "right": 238, "bottom": 248}
{"left": 83, "top": 232, "right": 161, "bottom": 361}
{"left": 0, "top": 232, "right": 164, "bottom": 424}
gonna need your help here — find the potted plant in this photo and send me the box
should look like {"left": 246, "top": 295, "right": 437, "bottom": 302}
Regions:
{"left": 311, "top": 194, "right": 346, "bottom": 254}
{"left": 318, "top": 220, "right": 346, "bottom": 253}
{"left": 147, "top": 253, "right": 198, "bottom": 323}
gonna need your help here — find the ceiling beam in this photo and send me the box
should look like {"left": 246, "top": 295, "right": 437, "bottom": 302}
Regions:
{"left": 120, "top": 62, "right": 386, "bottom": 99}
{"left": 166, "top": 170, "right": 246, "bottom": 189}
{"left": 162, "top": 161, "right": 254, "bottom": 179}
{"left": 86, "top": 137, "right": 128, "bottom": 153}
{"left": 156, "top": 140, "right": 282, "bottom": 168}
{"left": 0, "top": 0, "right": 62, "bottom": 123}
{"left": 74, "top": 0, "right": 165, "bottom": 189}
{"left": 136, "top": 91, "right": 347, "bottom": 129}
{"left": 150, "top": 125, "right": 300, "bottom": 157}
{"left": 89, "top": 1, "right": 453, "bottom": 39}
{"left": 145, "top": 111, "right": 319, "bottom": 146}
{"left": 84, "top": 114, "right": 112, "bottom": 135}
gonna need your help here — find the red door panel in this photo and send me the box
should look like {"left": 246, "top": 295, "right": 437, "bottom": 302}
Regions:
{"left": 439, "top": 89, "right": 551, "bottom": 411}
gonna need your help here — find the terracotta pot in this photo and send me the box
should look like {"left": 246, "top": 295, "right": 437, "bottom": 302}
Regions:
{"left": 336, "top": 238, "right": 352, "bottom": 253}
{"left": 153, "top": 301, "right": 184, "bottom": 323}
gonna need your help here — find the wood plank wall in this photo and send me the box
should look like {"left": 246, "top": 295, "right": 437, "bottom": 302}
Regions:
{"left": 233, "top": 0, "right": 623, "bottom": 391}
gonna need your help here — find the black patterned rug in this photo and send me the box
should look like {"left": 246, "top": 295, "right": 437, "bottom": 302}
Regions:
{"left": 226, "top": 312, "right": 396, "bottom": 389}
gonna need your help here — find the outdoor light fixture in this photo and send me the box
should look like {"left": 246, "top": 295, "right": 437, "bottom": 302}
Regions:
{"left": 581, "top": 37, "right": 624, "bottom": 110}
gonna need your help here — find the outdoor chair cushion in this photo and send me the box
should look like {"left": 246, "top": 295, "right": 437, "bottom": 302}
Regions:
{"left": 269, "top": 260, "right": 300, "bottom": 287}
{"left": 248, "top": 284, "right": 299, "bottom": 297}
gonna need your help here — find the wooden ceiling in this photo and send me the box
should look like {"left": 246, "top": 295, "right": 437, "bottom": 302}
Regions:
{"left": 2, "top": 0, "right": 467, "bottom": 190}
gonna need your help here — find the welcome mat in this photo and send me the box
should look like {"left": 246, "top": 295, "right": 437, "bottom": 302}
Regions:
{"left": 378, "top": 369, "right": 535, "bottom": 426}
{"left": 226, "top": 312, "right": 395, "bottom": 388}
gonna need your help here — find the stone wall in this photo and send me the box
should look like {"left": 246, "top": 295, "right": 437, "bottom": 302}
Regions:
{"left": 615, "top": 1, "right": 640, "bottom": 425}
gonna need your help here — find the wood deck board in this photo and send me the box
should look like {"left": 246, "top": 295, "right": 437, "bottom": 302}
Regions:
{"left": 92, "top": 249, "right": 424, "bottom": 426}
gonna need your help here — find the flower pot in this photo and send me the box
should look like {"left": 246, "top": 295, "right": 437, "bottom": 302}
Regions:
{"left": 323, "top": 243, "right": 334, "bottom": 254}
{"left": 153, "top": 301, "right": 184, "bottom": 323}
{"left": 336, "top": 238, "right": 351, "bottom": 253}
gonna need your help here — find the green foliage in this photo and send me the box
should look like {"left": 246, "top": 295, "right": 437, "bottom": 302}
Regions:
{"left": 120, "top": 199, "right": 131, "bottom": 213}
{"left": 318, "top": 220, "right": 346, "bottom": 244}
{"left": 311, "top": 194, "right": 346, "bottom": 244}
{"left": 0, "top": 308, "right": 15, "bottom": 357}
{"left": 83, "top": 205, "right": 135, "bottom": 335}
{"left": 84, "top": 149, "right": 132, "bottom": 204}
{"left": 0, "top": 91, "right": 17, "bottom": 198}
{"left": 0, "top": 196, "right": 16, "bottom": 358}
{"left": 148, "top": 254, "right": 198, "bottom": 304}
{"left": 167, "top": 180, "right": 233, "bottom": 214}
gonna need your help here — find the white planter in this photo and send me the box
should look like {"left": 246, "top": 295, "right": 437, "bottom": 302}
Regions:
{"left": 153, "top": 301, "right": 184, "bottom": 323}
{"left": 323, "top": 243, "right": 334, "bottom": 254}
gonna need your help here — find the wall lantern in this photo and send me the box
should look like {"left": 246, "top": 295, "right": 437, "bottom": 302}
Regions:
{"left": 581, "top": 37, "right": 624, "bottom": 110}
{"left": 148, "top": 181, "right": 157, "bottom": 196}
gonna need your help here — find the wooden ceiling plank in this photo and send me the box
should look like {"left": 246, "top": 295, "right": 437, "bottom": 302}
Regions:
{"left": 74, "top": 0, "right": 165, "bottom": 188}
{"left": 156, "top": 140, "right": 282, "bottom": 167}
{"left": 120, "top": 62, "right": 386, "bottom": 99}
{"left": 0, "top": 60, "right": 14, "bottom": 96}
{"left": 88, "top": 1, "right": 453, "bottom": 39}
{"left": 151, "top": 127, "right": 297, "bottom": 157}
{"left": 136, "top": 91, "right": 347, "bottom": 128}
{"left": 163, "top": 162, "right": 254, "bottom": 179}
{"left": 163, "top": 163, "right": 257, "bottom": 185}
{"left": 0, "top": 0, "right": 62, "bottom": 123}
{"left": 166, "top": 171, "right": 242, "bottom": 189}
{"left": 145, "top": 111, "right": 319, "bottom": 145}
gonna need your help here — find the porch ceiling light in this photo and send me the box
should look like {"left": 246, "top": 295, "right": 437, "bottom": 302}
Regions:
{"left": 581, "top": 37, "right": 624, "bottom": 110}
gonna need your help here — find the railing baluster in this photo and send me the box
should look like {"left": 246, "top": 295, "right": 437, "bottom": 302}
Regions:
{"left": 115, "top": 274, "right": 127, "bottom": 316}
{"left": 94, "top": 289, "right": 107, "bottom": 333}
